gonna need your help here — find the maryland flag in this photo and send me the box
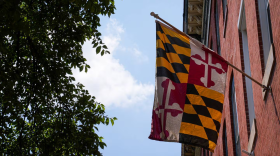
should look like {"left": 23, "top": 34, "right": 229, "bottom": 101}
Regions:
{"left": 149, "top": 21, "right": 228, "bottom": 152}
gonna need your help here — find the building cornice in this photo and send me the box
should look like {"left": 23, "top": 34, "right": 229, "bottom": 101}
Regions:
{"left": 187, "top": 0, "right": 204, "bottom": 35}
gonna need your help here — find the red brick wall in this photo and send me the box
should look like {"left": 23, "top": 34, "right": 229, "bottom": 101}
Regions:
{"left": 208, "top": 0, "right": 280, "bottom": 156}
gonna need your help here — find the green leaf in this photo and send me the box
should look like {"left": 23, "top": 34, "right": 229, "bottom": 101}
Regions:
{"left": 105, "top": 118, "right": 109, "bottom": 125}
{"left": 93, "top": 43, "right": 98, "bottom": 48}
{"left": 79, "top": 65, "right": 84, "bottom": 72}
{"left": 96, "top": 32, "right": 101, "bottom": 37}
{"left": 110, "top": 118, "right": 114, "bottom": 126}
{"left": 104, "top": 0, "right": 110, "bottom": 6}
{"left": 90, "top": 7, "right": 95, "bottom": 13}
{"left": 99, "top": 136, "right": 104, "bottom": 142}
{"left": 94, "top": 126, "right": 99, "bottom": 131}
{"left": 99, "top": 142, "right": 106, "bottom": 149}
{"left": 96, "top": 46, "right": 101, "bottom": 54}
{"left": 101, "top": 50, "right": 104, "bottom": 56}
{"left": 101, "top": 104, "right": 105, "bottom": 110}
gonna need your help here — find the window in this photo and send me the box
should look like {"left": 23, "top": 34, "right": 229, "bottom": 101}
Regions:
{"left": 223, "top": 121, "right": 228, "bottom": 156}
{"left": 222, "top": 0, "right": 228, "bottom": 37}
{"left": 238, "top": 2, "right": 256, "bottom": 131}
{"left": 258, "top": 0, "right": 275, "bottom": 99}
{"left": 242, "top": 30, "right": 256, "bottom": 131}
{"left": 222, "top": 0, "right": 227, "bottom": 20}
{"left": 215, "top": 0, "right": 221, "bottom": 55}
{"left": 258, "top": 0, "right": 273, "bottom": 68}
{"left": 230, "top": 76, "right": 241, "bottom": 156}
{"left": 210, "top": 39, "right": 213, "bottom": 50}
{"left": 237, "top": 0, "right": 256, "bottom": 132}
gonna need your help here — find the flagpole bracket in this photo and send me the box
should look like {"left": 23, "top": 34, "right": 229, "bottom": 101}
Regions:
{"left": 263, "top": 85, "right": 271, "bottom": 92}
{"left": 150, "top": 12, "right": 159, "bottom": 19}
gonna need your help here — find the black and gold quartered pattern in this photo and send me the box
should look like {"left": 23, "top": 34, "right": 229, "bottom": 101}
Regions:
{"left": 179, "top": 84, "right": 224, "bottom": 152}
{"left": 156, "top": 22, "right": 191, "bottom": 83}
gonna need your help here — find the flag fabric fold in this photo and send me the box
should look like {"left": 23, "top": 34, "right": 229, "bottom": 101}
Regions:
{"left": 149, "top": 21, "right": 228, "bottom": 152}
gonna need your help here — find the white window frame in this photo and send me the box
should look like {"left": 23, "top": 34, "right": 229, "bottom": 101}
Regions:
{"left": 238, "top": 0, "right": 274, "bottom": 99}
{"left": 258, "top": 0, "right": 275, "bottom": 99}
{"left": 237, "top": 0, "right": 256, "bottom": 131}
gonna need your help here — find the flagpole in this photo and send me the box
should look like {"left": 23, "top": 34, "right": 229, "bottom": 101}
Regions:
{"left": 150, "top": 12, "right": 269, "bottom": 91}
{"left": 226, "top": 61, "right": 268, "bottom": 90}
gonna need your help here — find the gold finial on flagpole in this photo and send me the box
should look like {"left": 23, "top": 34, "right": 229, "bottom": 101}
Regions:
{"left": 150, "top": 12, "right": 159, "bottom": 19}
{"left": 150, "top": 12, "right": 191, "bottom": 40}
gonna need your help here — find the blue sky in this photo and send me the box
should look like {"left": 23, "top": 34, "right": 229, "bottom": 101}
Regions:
{"left": 73, "top": 0, "right": 184, "bottom": 155}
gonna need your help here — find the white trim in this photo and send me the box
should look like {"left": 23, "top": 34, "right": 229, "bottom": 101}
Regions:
{"left": 247, "top": 119, "right": 256, "bottom": 153}
{"left": 262, "top": 44, "right": 274, "bottom": 99}
{"left": 237, "top": 0, "right": 244, "bottom": 30}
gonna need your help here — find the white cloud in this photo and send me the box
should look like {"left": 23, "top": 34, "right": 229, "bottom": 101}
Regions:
{"left": 132, "top": 47, "right": 149, "bottom": 63}
{"left": 73, "top": 19, "right": 154, "bottom": 108}
{"left": 102, "top": 19, "right": 124, "bottom": 54}
{"left": 101, "top": 19, "right": 148, "bottom": 63}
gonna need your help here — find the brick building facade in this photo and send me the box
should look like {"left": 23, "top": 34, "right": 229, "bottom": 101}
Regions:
{"left": 183, "top": 0, "right": 280, "bottom": 155}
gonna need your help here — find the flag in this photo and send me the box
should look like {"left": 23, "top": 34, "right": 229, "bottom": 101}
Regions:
{"left": 149, "top": 21, "right": 228, "bottom": 152}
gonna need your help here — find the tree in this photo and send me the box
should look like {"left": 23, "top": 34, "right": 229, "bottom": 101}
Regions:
{"left": 0, "top": 0, "right": 116, "bottom": 155}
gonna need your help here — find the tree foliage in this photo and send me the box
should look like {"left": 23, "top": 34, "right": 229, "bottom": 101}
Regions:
{"left": 0, "top": 0, "right": 116, "bottom": 155}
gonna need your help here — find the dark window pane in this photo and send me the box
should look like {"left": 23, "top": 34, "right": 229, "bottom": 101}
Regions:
{"left": 258, "top": 0, "right": 272, "bottom": 67}
{"left": 223, "top": 122, "right": 228, "bottom": 156}
{"left": 222, "top": 0, "right": 227, "bottom": 20}
{"left": 231, "top": 77, "right": 241, "bottom": 156}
